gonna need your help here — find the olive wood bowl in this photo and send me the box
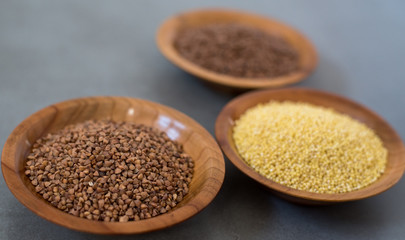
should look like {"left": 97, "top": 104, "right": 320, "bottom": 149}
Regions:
{"left": 2, "top": 96, "right": 225, "bottom": 234}
{"left": 215, "top": 88, "right": 405, "bottom": 204}
{"left": 156, "top": 8, "right": 318, "bottom": 90}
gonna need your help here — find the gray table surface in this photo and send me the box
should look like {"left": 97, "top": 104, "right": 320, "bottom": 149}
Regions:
{"left": 1, "top": 1, "right": 405, "bottom": 239}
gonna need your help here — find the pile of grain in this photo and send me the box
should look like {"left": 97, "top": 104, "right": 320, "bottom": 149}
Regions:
{"left": 175, "top": 23, "right": 299, "bottom": 78}
{"left": 25, "top": 120, "right": 194, "bottom": 222}
{"left": 233, "top": 101, "right": 387, "bottom": 193}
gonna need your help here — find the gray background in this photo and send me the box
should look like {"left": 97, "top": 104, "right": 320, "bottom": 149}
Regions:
{"left": 1, "top": 0, "right": 405, "bottom": 239}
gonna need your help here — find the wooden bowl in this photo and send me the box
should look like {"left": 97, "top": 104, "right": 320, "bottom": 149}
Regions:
{"left": 156, "top": 8, "right": 318, "bottom": 90}
{"left": 2, "top": 96, "right": 225, "bottom": 234}
{"left": 215, "top": 88, "right": 405, "bottom": 204}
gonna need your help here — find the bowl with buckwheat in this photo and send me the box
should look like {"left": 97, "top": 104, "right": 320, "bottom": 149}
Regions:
{"left": 2, "top": 96, "right": 225, "bottom": 234}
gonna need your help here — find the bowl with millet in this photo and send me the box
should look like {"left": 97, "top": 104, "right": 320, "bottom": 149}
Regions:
{"left": 215, "top": 88, "right": 405, "bottom": 204}
{"left": 2, "top": 96, "right": 225, "bottom": 234}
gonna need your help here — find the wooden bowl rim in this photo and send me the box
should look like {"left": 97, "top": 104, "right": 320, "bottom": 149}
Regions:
{"left": 1, "top": 96, "right": 225, "bottom": 234}
{"left": 215, "top": 88, "right": 405, "bottom": 202}
{"left": 156, "top": 8, "right": 318, "bottom": 89}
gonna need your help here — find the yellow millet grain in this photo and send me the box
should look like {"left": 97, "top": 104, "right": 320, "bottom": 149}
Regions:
{"left": 233, "top": 101, "right": 387, "bottom": 194}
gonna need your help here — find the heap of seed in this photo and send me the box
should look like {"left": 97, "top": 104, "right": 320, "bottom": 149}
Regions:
{"left": 233, "top": 101, "right": 387, "bottom": 194}
{"left": 25, "top": 120, "right": 194, "bottom": 222}
{"left": 174, "top": 23, "right": 299, "bottom": 78}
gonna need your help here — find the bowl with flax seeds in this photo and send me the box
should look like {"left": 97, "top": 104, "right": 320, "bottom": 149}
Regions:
{"left": 157, "top": 9, "right": 317, "bottom": 89}
{"left": 215, "top": 88, "right": 405, "bottom": 204}
{"left": 2, "top": 96, "right": 225, "bottom": 234}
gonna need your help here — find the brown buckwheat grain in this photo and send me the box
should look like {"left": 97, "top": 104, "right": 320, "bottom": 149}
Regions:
{"left": 25, "top": 120, "right": 194, "bottom": 222}
{"left": 175, "top": 23, "right": 299, "bottom": 78}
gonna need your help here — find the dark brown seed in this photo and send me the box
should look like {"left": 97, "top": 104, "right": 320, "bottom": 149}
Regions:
{"left": 134, "top": 199, "right": 141, "bottom": 207}
{"left": 140, "top": 192, "right": 148, "bottom": 199}
{"left": 98, "top": 199, "right": 105, "bottom": 208}
{"left": 35, "top": 185, "right": 42, "bottom": 192}
{"left": 119, "top": 215, "right": 129, "bottom": 222}
{"left": 125, "top": 208, "right": 134, "bottom": 216}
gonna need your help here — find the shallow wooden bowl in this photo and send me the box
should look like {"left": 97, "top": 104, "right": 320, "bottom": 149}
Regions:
{"left": 215, "top": 88, "right": 405, "bottom": 204}
{"left": 156, "top": 8, "right": 318, "bottom": 90}
{"left": 2, "top": 96, "right": 225, "bottom": 234}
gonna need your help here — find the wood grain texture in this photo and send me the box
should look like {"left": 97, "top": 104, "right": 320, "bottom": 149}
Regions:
{"left": 215, "top": 88, "right": 405, "bottom": 204}
{"left": 1, "top": 96, "right": 225, "bottom": 234}
{"left": 156, "top": 8, "right": 318, "bottom": 90}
